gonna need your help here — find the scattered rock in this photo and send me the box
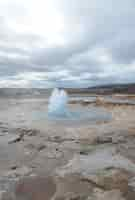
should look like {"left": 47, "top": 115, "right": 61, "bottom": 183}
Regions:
{"left": 8, "top": 134, "right": 24, "bottom": 144}
{"left": 47, "top": 136, "right": 76, "bottom": 144}
{"left": 5, "top": 166, "right": 32, "bottom": 178}
{"left": 14, "top": 166, "right": 32, "bottom": 177}
{"left": 128, "top": 177, "right": 135, "bottom": 191}
{"left": 37, "top": 144, "right": 46, "bottom": 152}
{"left": 95, "top": 136, "right": 113, "bottom": 144}
{"left": 8, "top": 128, "right": 40, "bottom": 144}
{"left": 79, "top": 151, "right": 89, "bottom": 155}
{"left": 10, "top": 165, "right": 18, "bottom": 170}
{"left": 94, "top": 135, "right": 125, "bottom": 145}
{"left": 81, "top": 101, "right": 90, "bottom": 106}
{"left": 112, "top": 135, "right": 125, "bottom": 144}
{"left": 53, "top": 136, "right": 64, "bottom": 143}
{"left": 16, "top": 128, "right": 39, "bottom": 137}
{"left": 1, "top": 129, "right": 8, "bottom": 133}
{"left": 25, "top": 143, "right": 46, "bottom": 152}
{"left": 44, "top": 149, "right": 63, "bottom": 159}
{"left": 27, "top": 129, "right": 39, "bottom": 136}
{"left": 25, "top": 143, "right": 35, "bottom": 150}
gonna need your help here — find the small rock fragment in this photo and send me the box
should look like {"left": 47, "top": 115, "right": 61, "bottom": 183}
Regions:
{"left": 37, "top": 144, "right": 46, "bottom": 152}
{"left": 8, "top": 134, "right": 24, "bottom": 144}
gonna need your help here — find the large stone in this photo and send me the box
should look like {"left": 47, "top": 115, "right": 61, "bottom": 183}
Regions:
{"left": 95, "top": 97, "right": 105, "bottom": 106}
{"left": 8, "top": 134, "right": 24, "bottom": 144}
{"left": 92, "top": 189, "right": 125, "bottom": 200}
{"left": 4, "top": 166, "right": 32, "bottom": 179}
{"left": 82, "top": 168, "right": 129, "bottom": 193}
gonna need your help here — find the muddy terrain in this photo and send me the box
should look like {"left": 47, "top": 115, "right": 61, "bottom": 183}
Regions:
{"left": 0, "top": 95, "right": 135, "bottom": 199}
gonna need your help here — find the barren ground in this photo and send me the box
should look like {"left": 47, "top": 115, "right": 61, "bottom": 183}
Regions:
{"left": 0, "top": 95, "right": 135, "bottom": 199}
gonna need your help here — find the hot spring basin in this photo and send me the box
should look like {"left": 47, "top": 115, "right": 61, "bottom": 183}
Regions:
{"left": 32, "top": 106, "right": 112, "bottom": 125}
{"left": 39, "top": 88, "right": 112, "bottom": 125}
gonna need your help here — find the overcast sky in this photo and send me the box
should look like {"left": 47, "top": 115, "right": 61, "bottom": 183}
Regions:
{"left": 0, "top": 0, "right": 135, "bottom": 88}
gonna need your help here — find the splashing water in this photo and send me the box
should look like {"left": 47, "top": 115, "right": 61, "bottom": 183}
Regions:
{"left": 48, "top": 88, "right": 69, "bottom": 118}
{"left": 47, "top": 88, "right": 111, "bottom": 122}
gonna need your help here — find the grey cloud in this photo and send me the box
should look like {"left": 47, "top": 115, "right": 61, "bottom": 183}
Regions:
{"left": 0, "top": 0, "right": 135, "bottom": 87}
{"left": 109, "top": 33, "right": 135, "bottom": 64}
{"left": 32, "top": 40, "right": 89, "bottom": 66}
{"left": 58, "top": 0, "right": 135, "bottom": 63}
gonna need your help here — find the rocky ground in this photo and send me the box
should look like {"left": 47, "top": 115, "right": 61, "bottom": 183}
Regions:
{"left": 0, "top": 96, "right": 135, "bottom": 199}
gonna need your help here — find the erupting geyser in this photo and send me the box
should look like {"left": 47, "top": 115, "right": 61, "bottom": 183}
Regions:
{"left": 47, "top": 88, "right": 111, "bottom": 122}
{"left": 48, "top": 88, "right": 70, "bottom": 118}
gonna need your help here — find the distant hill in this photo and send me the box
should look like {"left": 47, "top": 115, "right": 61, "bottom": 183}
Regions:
{"left": 89, "top": 83, "right": 135, "bottom": 94}
{"left": 0, "top": 83, "right": 135, "bottom": 98}
{"left": 67, "top": 83, "right": 135, "bottom": 95}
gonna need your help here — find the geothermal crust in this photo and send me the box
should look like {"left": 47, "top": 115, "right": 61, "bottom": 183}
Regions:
{"left": 0, "top": 95, "right": 135, "bottom": 199}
